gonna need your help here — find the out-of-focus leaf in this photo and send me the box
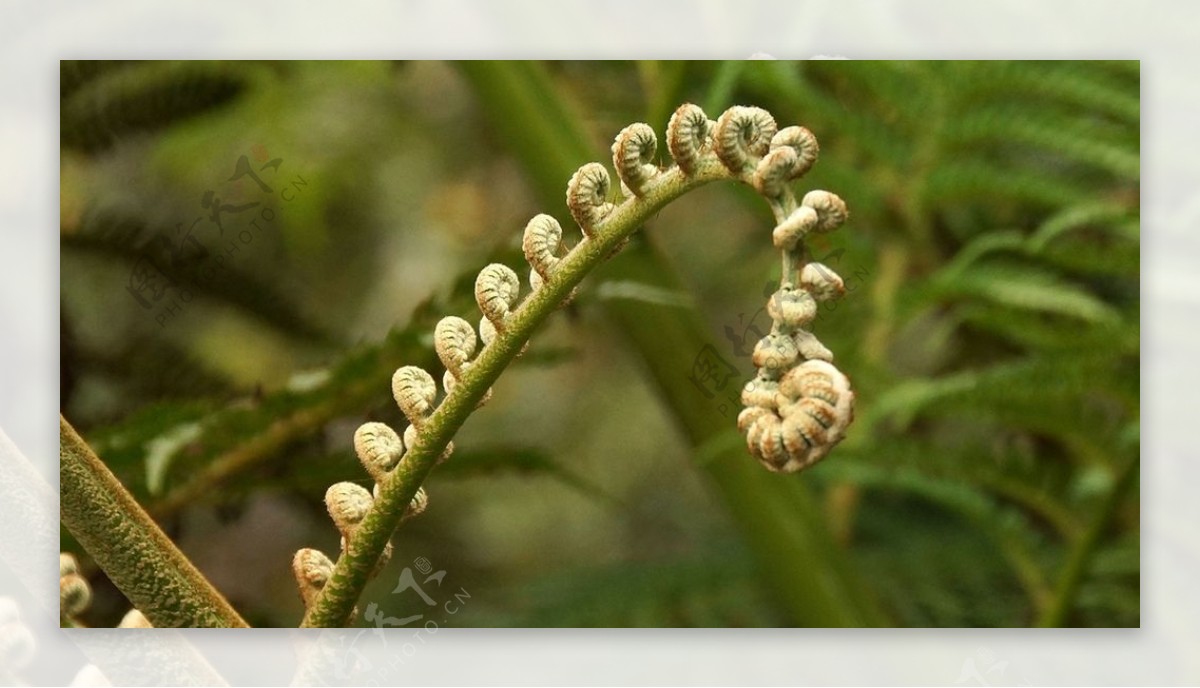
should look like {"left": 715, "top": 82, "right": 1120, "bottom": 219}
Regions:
{"left": 929, "top": 263, "right": 1121, "bottom": 325}
{"left": 61, "top": 61, "right": 261, "bottom": 153}
{"left": 63, "top": 208, "right": 333, "bottom": 343}
{"left": 85, "top": 400, "right": 218, "bottom": 496}
{"left": 850, "top": 495, "right": 1036, "bottom": 627}
{"left": 866, "top": 353, "right": 1136, "bottom": 444}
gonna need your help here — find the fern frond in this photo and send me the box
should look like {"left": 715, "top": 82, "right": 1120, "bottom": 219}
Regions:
{"left": 930, "top": 262, "right": 1121, "bottom": 325}
{"left": 946, "top": 107, "right": 1138, "bottom": 180}
{"left": 865, "top": 353, "right": 1135, "bottom": 448}
{"left": 952, "top": 61, "right": 1139, "bottom": 125}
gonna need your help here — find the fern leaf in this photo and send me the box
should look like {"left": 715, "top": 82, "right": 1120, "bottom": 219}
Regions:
{"left": 931, "top": 263, "right": 1121, "bottom": 325}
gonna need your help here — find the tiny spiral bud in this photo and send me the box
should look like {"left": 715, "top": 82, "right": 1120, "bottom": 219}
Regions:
{"left": 475, "top": 263, "right": 520, "bottom": 326}
{"left": 746, "top": 413, "right": 785, "bottom": 463}
{"left": 757, "top": 415, "right": 791, "bottom": 466}
{"left": 435, "top": 316, "right": 478, "bottom": 375}
{"left": 292, "top": 548, "right": 334, "bottom": 607}
{"left": 802, "top": 190, "right": 848, "bottom": 232}
{"left": 479, "top": 316, "right": 497, "bottom": 347}
{"left": 741, "top": 376, "right": 780, "bottom": 409}
{"left": 800, "top": 263, "right": 846, "bottom": 301}
{"left": 666, "top": 103, "right": 712, "bottom": 174}
{"left": 60, "top": 553, "right": 78, "bottom": 578}
{"left": 403, "top": 487, "right": 429, "bottom": 521}
{"left": 325, "top": 482, "right": 373, "bottom": 539}
{"left": 566, "top": 162, "right": 615, "bottom": 236}
{"left": 60, "top": 573, "right": 91, "bottom": 617}
{"left": 353, "top": 422, "right": 404, "bottom": 482}
{"left": 752, "top": 332, "right": 800, "bottom": 377}
{"left": 529, "top": 267, "right": 545, "bottom": 292}
{"left": 752, "top": 146, "right": 798, "bottom": 198}
{"left": 776, "top": 412, "right": 826, "bottom": 471}
{"left": 737, "top": 405, "right": 773, "bottom": 434}
{"left": 793, "top": 329, "right": 834, "bottom": 362}
{"left": 522, "top": 214, "right": 563, "bottom": 279}
{"left": 713, "top": 106, "right": 777, "bottom": 173}
{"left": 118, "top": 609, "right": 153, "bottom": 628}
{"left": 772, "top": 206, "right": 818, "bottom": 251}
{"left": 612, "top": 122, "right": 659, "bottom": 196}
{"left": 770, "top": 126, "right": 819, "bottom": 179}
{"left": 767, "top": 286, "right": 818, "bottom": 329}
{"left": 780, "top": 359, "right": 849, "bottom": 407}
{"left": 392, "top": 366, "right": 437, "bottom": 424}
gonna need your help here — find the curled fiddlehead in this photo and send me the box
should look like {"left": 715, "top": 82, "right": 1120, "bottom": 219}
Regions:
{"left": 565, "top": 162, "right": 615, "bottom": 236}
{"left": 297, "top": 102, "right": 857, "bottom": 627}
{"left": 474, "top": 264, "right": 521, "bottom": 328}
{"left": 728, "top": 122, "right": 855, "bottom": 473}
{"left": 665, "top": 103, "right": 713, "bottom": 174}
{"left": 611, "top": 122, "right": 660, "bottom": 196}
{"left": 391, "top": 365, "right": 437, "bottom": 426}
{"left": 713, "top": 106, "right": 777, "bottom": 173}
{"left": 353, "top": 422, "right": 403, "bottom": 482}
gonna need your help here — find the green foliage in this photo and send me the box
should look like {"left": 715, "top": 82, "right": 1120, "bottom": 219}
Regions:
{"left": 464, "top": 543, "right": 783, "bottom": 628}
{"left": 735, "top": 59, "right": 1138, "bottom": 626}
{"left": 61, "top": 61, "right": 260, "bottom": 154}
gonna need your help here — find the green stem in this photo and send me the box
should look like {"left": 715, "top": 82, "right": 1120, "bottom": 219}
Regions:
{"left": 59, "top": 415, "right": 248, "bottom": 628}
{"left": 1037, "top": 454, "right": 1138, "bottom": 627}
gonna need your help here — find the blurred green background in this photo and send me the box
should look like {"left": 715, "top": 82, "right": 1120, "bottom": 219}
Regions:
{"left": 59, "top": 60, "right": 1139, "bottom": 628}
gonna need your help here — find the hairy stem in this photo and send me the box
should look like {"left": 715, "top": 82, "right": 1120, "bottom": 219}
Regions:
{"left": 60, "top": 415, "right": 248, "bottom": 628}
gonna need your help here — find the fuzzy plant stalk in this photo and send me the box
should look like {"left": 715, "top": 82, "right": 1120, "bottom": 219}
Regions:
{"left": 299, "top": 104, "right": 856, "bottom": 627}
{"left": 59, "top": 416, "right": 247, "bottom": 628}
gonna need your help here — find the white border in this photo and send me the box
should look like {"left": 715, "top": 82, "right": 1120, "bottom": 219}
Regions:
{"left": 1, "top": 1, "right": 1184, "bottom": 684}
